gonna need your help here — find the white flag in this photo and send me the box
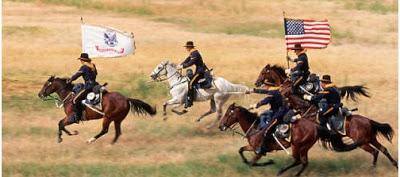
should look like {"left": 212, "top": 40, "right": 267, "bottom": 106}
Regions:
{"left": 81, "top": 24, "right": 135, "bottom": 58}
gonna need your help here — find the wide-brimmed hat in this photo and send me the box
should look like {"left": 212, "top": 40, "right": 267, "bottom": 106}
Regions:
{"left": 183, "top": 41, "right": 195, "bottom": 48}
{"left": 321, "top": 75, "right": 332, "bottom": 83}
{"left": 292, "top": 43, "right": 304, "bottom": 51}
{"left": 77, "top": 53, "right": 91, "bottom": 61}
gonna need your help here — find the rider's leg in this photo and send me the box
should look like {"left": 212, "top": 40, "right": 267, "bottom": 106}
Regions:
{"left": 185, "top": 73, "right": 202, "bottom": 108}
{"left": 68, "top": 89, "right": 89, "bottom": 123}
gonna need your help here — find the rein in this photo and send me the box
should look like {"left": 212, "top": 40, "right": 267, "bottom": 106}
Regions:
{"left": 42, "top": 92, "right": 73, "bottom": 108}
{"left": 226, "top": 122, "right": 246, "bottom": 137}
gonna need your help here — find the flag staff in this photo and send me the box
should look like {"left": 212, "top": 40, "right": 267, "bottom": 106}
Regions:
{"left": 283, "top": 11, "right": 289, "bottom": 69}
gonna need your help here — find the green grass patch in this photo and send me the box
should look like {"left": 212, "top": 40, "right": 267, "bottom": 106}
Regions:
{"left": 3, "top": 94, "right": 55, "bottom": 113}
{"left": 3, "top": 25, "right": 49, "bottom": 36}
{"left": 4, "top": 152, "right": 398, "bottom": 177}
{"left": 9, "top": 0, "right": 155, "bottom": 16}
{"left": 202, "top": 21, "right": 283, "bottom": 38}
{"left": 3, "top": 126, "right": 54, "bottom": 138}
{"left": 344, "top": 0, "right": 397, "bottom": 14}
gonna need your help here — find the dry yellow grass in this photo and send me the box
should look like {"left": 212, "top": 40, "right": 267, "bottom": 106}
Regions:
{"left": 3, "top": 1, "right": 398, "bottom": 177}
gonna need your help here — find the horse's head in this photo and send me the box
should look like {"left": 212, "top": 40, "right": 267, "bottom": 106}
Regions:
{"left": 219, "top": 103, "right": 241, "bottom": 131}
{"left": 255, "top": 64, "right": 287, "bottom": 87}
{"left": 38, "top": 75, "right": 69, "bottom": 99}
{"left": 150, "top": 61, "right": 171, "bottom": 81}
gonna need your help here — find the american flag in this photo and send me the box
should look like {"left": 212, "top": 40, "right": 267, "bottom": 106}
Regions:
{"left": 284, "top": 18, "right": 331, "bottom": 49}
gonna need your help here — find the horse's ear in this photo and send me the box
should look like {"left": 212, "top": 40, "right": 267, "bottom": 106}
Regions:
{"left": 48, "top": 75, "right": 55, "bottom": 81}
{"left": 265, "top": 64, "right": 270, "bottom": 68}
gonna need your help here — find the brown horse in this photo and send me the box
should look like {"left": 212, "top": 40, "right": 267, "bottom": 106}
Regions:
{"left": 280, "top": 80, "right": 398, "bottom": 168}
{"left": 38, "top": 76, "right": 157, "bottom": 144}
{"left": 219, "top": 103, "right": 358, "bottom": 176}
{"left": 255, "top": 64, "right": 370, "bottom": 101}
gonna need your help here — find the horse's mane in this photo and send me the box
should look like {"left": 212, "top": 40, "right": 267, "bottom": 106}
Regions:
{"left": 271, "top": 65, "right": 286, "bottom": 77}
{"left": 169, "top": 62, "right": 177, "bottom": 68}
{"left": 53, "top": 77, "right": 74, "bottom": 90}
{"left": 236, "top": 105, "right": 258, "bottom": 122}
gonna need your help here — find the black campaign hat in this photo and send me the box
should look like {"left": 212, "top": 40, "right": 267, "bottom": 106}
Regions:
{"left": 77, "top": 53, "right": 91, "bottom": 61}
{"left": 292, "top": 43, "right": 304, "bottom": 51}
{"left": 321, "top": 75, "right": 332, "bottom": 83}
{"left": 183, "top": 41, "right": 195, "bottom": 48}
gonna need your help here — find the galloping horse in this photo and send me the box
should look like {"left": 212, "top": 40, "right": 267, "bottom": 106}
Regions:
{"left": 280, "top": 80, "right": 398, "bottom": 168}
{"left": 219, "top": 103, "right": 358, "bottom": 176}
{"left": 255, "top": 64, "right": 370, "bottom": 101}
{"left": 150, "top": 61, "right": 249, "bottom": 125}
{"left": 38, "top": 76, "right": 156, "bottom": 144}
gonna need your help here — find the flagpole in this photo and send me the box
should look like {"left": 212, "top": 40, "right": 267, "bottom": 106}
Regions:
{"left": 283, "top": 11, "right": 289, "bottom": 69}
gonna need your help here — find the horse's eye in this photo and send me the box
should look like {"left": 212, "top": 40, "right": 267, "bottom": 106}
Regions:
{"left": 47, "top": 82, "right": 52, "bottom": 86}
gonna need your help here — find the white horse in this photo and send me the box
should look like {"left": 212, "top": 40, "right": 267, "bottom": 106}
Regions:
{"left": 150, "top": 61, "right": 249, "bottom": 125}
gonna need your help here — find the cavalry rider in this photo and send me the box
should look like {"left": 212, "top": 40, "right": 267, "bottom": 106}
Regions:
{"left": 66, "top": 53, "right": 98, "bottom": 123}
{"left": 177, "top": 41, "right": 209, "bottom": 108}
{"left": 286, "top": 43, "right": 310, "bottom": 92}
{"left": 304, "top": 75, "right": 341, "bottom": 129}
{"left": 246, "top": 83, "right": 289, "bottom": 155}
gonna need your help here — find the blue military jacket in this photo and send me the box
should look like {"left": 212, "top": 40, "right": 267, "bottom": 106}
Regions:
{"left": 254, "top": 87, "right": 284, "bottom": 111}
{"left": 312, "top": 84, "right": 341, "bottom": 106}
{"left": 70, "top": 64, "right": 98, "bottom": 89}
{"left": 292, "top": 53, "right": 309, "bottom": 73}
{"left": 181, "top": 49, "right": 207, "bottom": 74}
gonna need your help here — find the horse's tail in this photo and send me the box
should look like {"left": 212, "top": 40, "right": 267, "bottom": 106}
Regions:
{"left": 214, "top": 77, "right": 250, "bottom": 94}
{"left": 127, "top": 98, "right": 157, "bottom": 116}
{"left": 370, "top": 119, "right": 394, "bottom": 143}
{"left": 338, "top": 85, "right": 370, "bottom": 102}
{"left": 317, "top": 126, "right": 359, "bottom": 152}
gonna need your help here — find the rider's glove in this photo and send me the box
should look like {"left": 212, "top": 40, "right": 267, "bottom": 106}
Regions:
{"left": 245, "top": 89, "right": 253, "bottom": 94}
{"left": 285, "top": 69, "right": 291, "bottom": 75}
{"left": 303, "top": 95, "right": 312, "bottom": 101}
{"left": 176, "top": 65, "right": 183, "bottom": 70}
{"left": 66, "top": 78, "right": 72, "bottom": 84}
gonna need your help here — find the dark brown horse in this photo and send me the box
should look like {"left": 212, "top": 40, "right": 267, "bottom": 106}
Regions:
{"left": 280, "top": 80, "right": 398, "bottom": 168}
{"left": 219, "top": 103, "right": 358, "bottom": 176}
{"left": 38, "top": 76, "right": 156, "bottom": 144}
{"left": 255, "top": 64, "right": 370, "bottom": 101}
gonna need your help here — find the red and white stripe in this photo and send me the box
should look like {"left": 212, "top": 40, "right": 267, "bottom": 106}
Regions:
{"left": 286, "top": 19, "right": 331, "bottom": 49}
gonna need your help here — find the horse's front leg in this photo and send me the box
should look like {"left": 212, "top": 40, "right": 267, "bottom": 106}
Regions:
{"left": 87, "top": 117, "right": 112, "bottom": 144}
{"left": 57, "top": 118, "right": 78, "bottom": 143}
{"left": 239, "top": 145, "right": 253, "bottom": 164}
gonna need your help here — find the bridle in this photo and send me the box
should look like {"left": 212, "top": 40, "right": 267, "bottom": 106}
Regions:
{"left": 40, "top": 80, "right": 73, "bottom": 108}
{"left": 221, "top": 108, "right": 246, "bottom": 137}
{"left": 152, "top": 63, "right": 182, "bottom": 82}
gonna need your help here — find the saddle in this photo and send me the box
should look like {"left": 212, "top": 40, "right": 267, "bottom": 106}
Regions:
{"left": 187, "top": 68, "right": 215, "bottom": 90}
{"left": 326, "top": 107, "right": 356, "bottom": 135}
{"left": 72, "top": 83, "right": 108, "bottom": 116}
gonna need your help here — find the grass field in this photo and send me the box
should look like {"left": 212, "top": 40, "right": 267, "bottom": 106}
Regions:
{"left": 2, "top": 0, "right": 398, "bottom": 177}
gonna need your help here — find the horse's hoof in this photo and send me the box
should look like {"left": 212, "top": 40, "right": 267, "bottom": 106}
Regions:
{"left": 163, "top": 117, "right": 168, "bottom": 121}
{"left": 196, "top": 119, "right": 201, "bottom": 122}
{"left": 87, "top": 137, "right": 96, "bottom": 144}
{"left": 72, "top": 130, "right": 79, "bottom": 135}
{"left": 57, "top": 138, "right": 63, "bottom": 143}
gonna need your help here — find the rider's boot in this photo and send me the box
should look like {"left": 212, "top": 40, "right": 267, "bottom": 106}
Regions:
{"left": 184, "top": 88, "right": 194, "bottom": 108}
{"left": 68, "top": 103, "right": 83, "bottom": 124}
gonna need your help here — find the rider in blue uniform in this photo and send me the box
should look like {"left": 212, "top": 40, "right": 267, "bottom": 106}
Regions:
{"left": 66, "top": 53, "right": 98, "bottom": 123}
{"left": 286, "top": 43, "right": 310, "bottom": 92}
{"left": 304, "top": 75, "right": 341, "bottom": 129}
{"left": 247, "top": 83, "right": 289, "bottom": 155}
{"left": 177, "top": 41, "right": 209, "bottom": 108}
